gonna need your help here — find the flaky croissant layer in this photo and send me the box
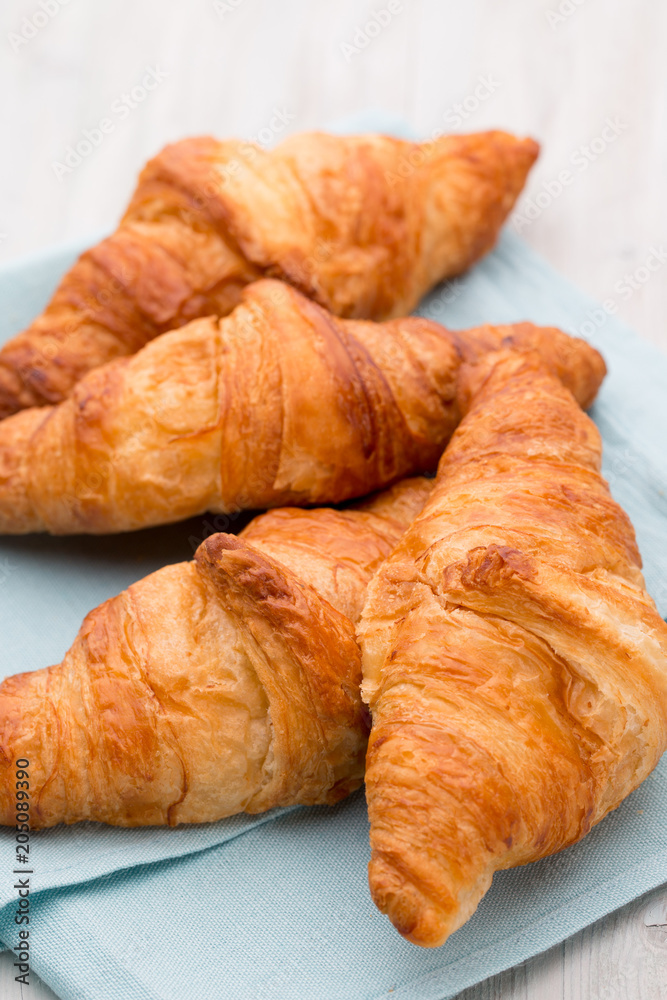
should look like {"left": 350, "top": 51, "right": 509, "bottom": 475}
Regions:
{"left": 0, "top": 278, "right": 605, "bottom": 535}
{"left": 0, "top": 130, "right": 538, "bottom": 416}
{"left": 359, "top": 350, "right": 667, "bottom": 948}
{"left": 0, "top": 477, "right": 431, "bottom": 828}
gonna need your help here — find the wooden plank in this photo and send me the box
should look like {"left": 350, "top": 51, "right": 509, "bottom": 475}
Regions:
{"left": 454, "top": 886, "right": 667, "bottom": 1000}
{"left": 0, "top": 948, "right": 60, "bottom": 999}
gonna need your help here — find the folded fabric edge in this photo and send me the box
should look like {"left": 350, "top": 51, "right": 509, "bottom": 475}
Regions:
{"left": 3, "top": 844, "right": 666, "bottom": 1000}
{"left": 0, "top": 909, "right": 164, "bottom": 1000}
{"left": 379, "top": 849, "right": 667, "bottom": 1000}
{"left": 0, "top": 804, "right": 299, "bottom": 916}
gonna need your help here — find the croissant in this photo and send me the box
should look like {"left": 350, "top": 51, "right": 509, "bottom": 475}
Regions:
{"left": 0, "top": 279, "right": 605, "bottom": 535}
{"left": 0, "top": 476, "right": 431, "bottom": 828}
{"left": 0, "top": 130, "right": 538, "bottom": 418}
{"left": 359, "top": 350, "right": 667, "bottom": 948}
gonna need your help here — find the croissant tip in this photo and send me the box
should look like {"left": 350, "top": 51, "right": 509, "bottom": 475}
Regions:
{"left": 490, "top": 132, "right": 541, "bottom": 187}
{"left": 198, "top": 531, "right": 245, "bottom": 560}
{"left": 503, "top": 131, "right": 540, "bottom": 159}
{"left": 468, "top": 130, "right": 540, "bottom": 164}
{"left": 368, "top": 854, "right": 452, "bottom": 949}
{"left": 508, "top": 136, "right": 540, "bottom": 186}
{"left": 196, "top": 532, "right": 297, "bottom": 606}
{"left": 521, "top": 135, "right": 540, "bottom": 160}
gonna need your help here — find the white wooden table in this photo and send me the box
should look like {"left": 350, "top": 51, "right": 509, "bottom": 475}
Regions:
{"left": 0, "top": 0, "right": 665, "bottom": 996}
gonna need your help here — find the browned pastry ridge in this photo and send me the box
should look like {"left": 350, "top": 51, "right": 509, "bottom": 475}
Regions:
{"left": 0, "top": 130, "right": 538, "bottom": 418}
{"left": 0, "top": 279, "right": 604, "bottom": 535}
{"left": 358, "top": 350, "right": 667, "bottom": 948}
{"left": 0, "top": 477, "right": 431, "bottom": 829}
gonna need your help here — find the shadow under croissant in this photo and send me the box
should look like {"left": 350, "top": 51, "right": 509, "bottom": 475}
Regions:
{"left": 0, "top": 508, "right": 259, "bottom": 567}
{"left": 0, "top": 509, "right": 259, "bottom": 680}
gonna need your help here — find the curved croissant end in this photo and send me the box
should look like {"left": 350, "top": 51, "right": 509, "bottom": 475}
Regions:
{"left": 359, "top": 350, "right": 667, "bottom": 947}
{"left": 0, "top": 130, "right": 537, "bottom": 417}
{"left": 194, "top": 534, "right": 368, "bottom": 812}
{"left": 0, "top": 475, "right": 431, "bottom": 828}
{"left": 0, "top": 533, "right": 364, "bottom": 828}
{"left": 0, "top": 279, "right": 604, "bottom": 535}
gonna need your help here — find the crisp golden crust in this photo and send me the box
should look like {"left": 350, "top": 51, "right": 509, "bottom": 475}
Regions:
{"left": 193, "top": 534, "right": 366, "bottom": 813}
{"left": 242, "top": 477, "right": 433, "bottom": 624}
{"left": 0, "top": 130, "right": 538, "bottom": 417}
{"left": 0, "top": 279, "right": 604, "bottom": 535}
{"left": 447, "top": 319, "right": 606, "bottom": 411}
{"left": 0, "top": 407, "right": 45, "bottom": 532}
{"left": 359, "top": 351, "right": 667, "bottom": 948}
{"left": 0, "top": 477, "right": 431, "bottom": 829}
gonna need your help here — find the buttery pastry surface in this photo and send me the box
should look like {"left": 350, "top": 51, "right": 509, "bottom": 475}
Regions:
{"left": 0, "top": 279, "right": 605, "bottom": 535}
{"left": 0, "top": 130, "right": 538, "bottom": 417}
{"left": 0, "top": 477, "right": 431, "bottom": 829}
{"left": 358, "top": 350, "right": 667, "bottom": 948}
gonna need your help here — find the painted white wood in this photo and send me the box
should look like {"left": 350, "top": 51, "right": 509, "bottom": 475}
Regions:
{"left": 0, "top": 947, "right": 60, "bottom": 999}
{"left": 458, "top": 886, "right": 667, "bottom": 1000}
{"left": 0, "top": 1, "right": 666, "bottom": 996}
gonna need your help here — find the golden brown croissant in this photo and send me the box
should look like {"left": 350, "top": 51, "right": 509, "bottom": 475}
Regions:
{"left": 359, "top": 350, "right": 667, "bottom": 948}
{"left": 0, "top": 130, "right": 538, "bottom": 418}
{"left": 0, "top": 476, "right": 431, "bottom": 829}
{"left": 0, "top": 279, "right": 604, "bottom": 535}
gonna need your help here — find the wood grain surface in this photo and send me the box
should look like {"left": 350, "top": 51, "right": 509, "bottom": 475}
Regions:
{"left": 0, "top": 0, "right": 665, "bottom": 997}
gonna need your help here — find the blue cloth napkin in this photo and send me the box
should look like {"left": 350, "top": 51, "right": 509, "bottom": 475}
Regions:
{"left": 0, "top": 205, "right": 666, "bottom": 999}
